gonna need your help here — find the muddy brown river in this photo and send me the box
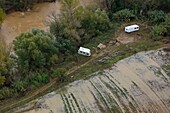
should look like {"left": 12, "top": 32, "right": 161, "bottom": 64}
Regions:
{"left": 0, "top": 2, "right": 60, "bottom": 46}
{"left": 0, "top": 0, "right": 97, "bottom": 46}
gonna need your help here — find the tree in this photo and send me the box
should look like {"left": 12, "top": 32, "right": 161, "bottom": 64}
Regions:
{"left": 60, "top": 0, "right": 81, "bottom": 29}
{"left": 49, "top": 20, "right": 76, "bottom": 55}
{"left": 13, "top": 29, "right": 58, "bottom": 71}
{"left": 0, "top": 39, "right": 13, "bottom": 85}
{"left": 80, "top": 8, "right": 111, "bottom": 40}
{"left": 59, "top": 0, "right": 82, "bottom": 44}
{"left": 0, "top": 8, "right": 5, "bottom": 28}
{"left": 152, "top": 0, "right": 170, "bottom": 12}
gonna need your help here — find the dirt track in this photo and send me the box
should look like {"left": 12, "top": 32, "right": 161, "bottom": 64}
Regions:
{"left": 11, "top": 48, "right": 170, "bottom": 113}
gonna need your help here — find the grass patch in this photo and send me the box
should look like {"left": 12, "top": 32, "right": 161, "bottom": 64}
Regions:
{"left": 162, "top": 65, "right": 170, "bottom": 70}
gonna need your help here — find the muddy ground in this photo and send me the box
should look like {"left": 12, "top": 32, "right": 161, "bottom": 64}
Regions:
{"left": 9, "top": 48, "right": 170, "bottom": 113}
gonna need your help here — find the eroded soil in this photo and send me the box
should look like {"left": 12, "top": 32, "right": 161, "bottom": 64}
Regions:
{"left": 11, "top": 48, "right": 170, "bottom": 113}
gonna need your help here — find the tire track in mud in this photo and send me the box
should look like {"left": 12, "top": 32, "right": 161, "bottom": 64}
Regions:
{"left": 14, "top": 48, "right": 170, "bottom": 113}
{"left": 116, "top": 63, "right": 168, "bottom": 113}
{"left": 125, "top": 55, "right": 170, "bottom": 111}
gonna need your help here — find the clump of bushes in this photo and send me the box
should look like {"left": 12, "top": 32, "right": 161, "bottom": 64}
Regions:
{"left": 112, "top": 9, "right": 135, "bottom": 22}
{"left": 0, "top": 87, "right": 15, "bottom": 100}
{"left": 31, "top": 73, "right": 49, "bottom": 88}
{"left": 148, "top": 10, "right": 166, "bottom": 24}
{"left": 151, "top": 25, "right": 167, "bottom": 41}
{"left": 51, "top": 68, "right": 67, "bottom": 82}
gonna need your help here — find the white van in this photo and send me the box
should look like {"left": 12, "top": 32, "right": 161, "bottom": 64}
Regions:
{"left": 125, "top": 24, "right": 139, "bottom": 33}
{"left": 78, "top": 47, "right": 91, "bottom": 56}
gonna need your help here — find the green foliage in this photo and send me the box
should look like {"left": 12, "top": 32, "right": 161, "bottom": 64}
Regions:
{"left": 52, "top": 68, "right": 67, "bottom": 82}
{"left": 0, "top": 39, "right": 15, "bottom": 87}
{"left": 13, "top": 29, "right": 58, "bottom": 71}
{"left": 49, "top": 54, "right": 59, "bottom": 65}
{"left": 148, "top": 10, "right": 166, "bottom": 24}
{"left": 31, "top": 73, "right": 49, "bottom": 87}
{"left": 0, "top": 7, "right": 5, "bottom": 27}
{"left": 105, "top": 0, "right": 126, "bottom": 12}
{"left": 61, "top": 0, "right": 81, "bottom": 29}
{"left": 12, "top": 0, "right": 37, "bottom": 11}
{"left": 163, "top": 14, "right": 170, "bottom": 36}
{"left": 0, "top": 87, "right": 14, "bottom": 100}
{"left": 151, "top": 25, "right": 167, "bottom": 41}
{"left": 113, "top": 9, "right": 135, "bottom": 22}
{"left": 49, "top": 21, "right": 77, "bottom": 54}
{"left": 0, "top": 75, "right": 5, "bottom": 86}
{"left": 12, "top": 80, "right": 27, "bottom": 92}
{"left": 80, "top": 8, "right": 112, "bottom": 41}
{"left": 152, "top": 0, "right": 170, "bottom": 12}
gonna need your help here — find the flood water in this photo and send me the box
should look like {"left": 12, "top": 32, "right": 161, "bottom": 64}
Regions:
{"left": 0, "top": 2, "right": 61, "bottom": 46}
{"left": 0, "top": 0, "right": 97, "bottom": 46}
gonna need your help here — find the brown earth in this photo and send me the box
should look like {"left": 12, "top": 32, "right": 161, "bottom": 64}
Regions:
{"left": 9, "top": 48, "right": 170, "bottom": 113}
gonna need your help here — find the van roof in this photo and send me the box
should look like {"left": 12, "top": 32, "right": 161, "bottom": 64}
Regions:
{"left": 79, "top": 47, "right": 90, "bottom": 53}
{"left": 125, "top": 24, "right": 139, "bottom": 29}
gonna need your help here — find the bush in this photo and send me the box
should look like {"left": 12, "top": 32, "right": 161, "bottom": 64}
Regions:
{"left": 0, "top": 8, "right": 5, "bottom": 28}
{"left": 0, "top": 75, "right": 5, "bottom": 86}
{"left": 12, "top": 80, "right": 27, "bottom": 92}
{"left": 151, "top": 25, "right": 167, "bottom": 41}
{"left": 52, "top": 68, "right": 67, "bottom": 82}
{"left": 113, "top": 9, "right": 135, "bottom": 22}
{"left": 148, "top": 10, "right": 166, "bottom": 24}
{"left": 0, "top": 87, "right": 14, "bottom": 100}
{"left": 32, "top": 73, "right": 49, "bottom": 83}
{"left": 163, "top": 14, "right": 170, "bottom": 36}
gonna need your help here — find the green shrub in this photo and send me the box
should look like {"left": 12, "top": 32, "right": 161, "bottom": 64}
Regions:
{"left": 31, "top": 73, "right": 49, "bottom": 87}
{"left": 0, "top": 75, "right": 5, "bottom": 86}
{"left": 113, "top": 9, "right": 135, "bottom": 22}
{"left": 163, "top": 14, "right": 170, "bottom": 36}
{"left": 52, "top": 68, "right": 67, "bottom": 82}
{"left": 148, "top": 10, "right": 166, "bottom": 24}
{"left": 0, "top": 87, "right": 14, "bottom": 100}
{"left": 12, "top": 80, "right": 27, "bottom": 92}
{"left": 151, "top": 25, "right": 167, "bottom": 41}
